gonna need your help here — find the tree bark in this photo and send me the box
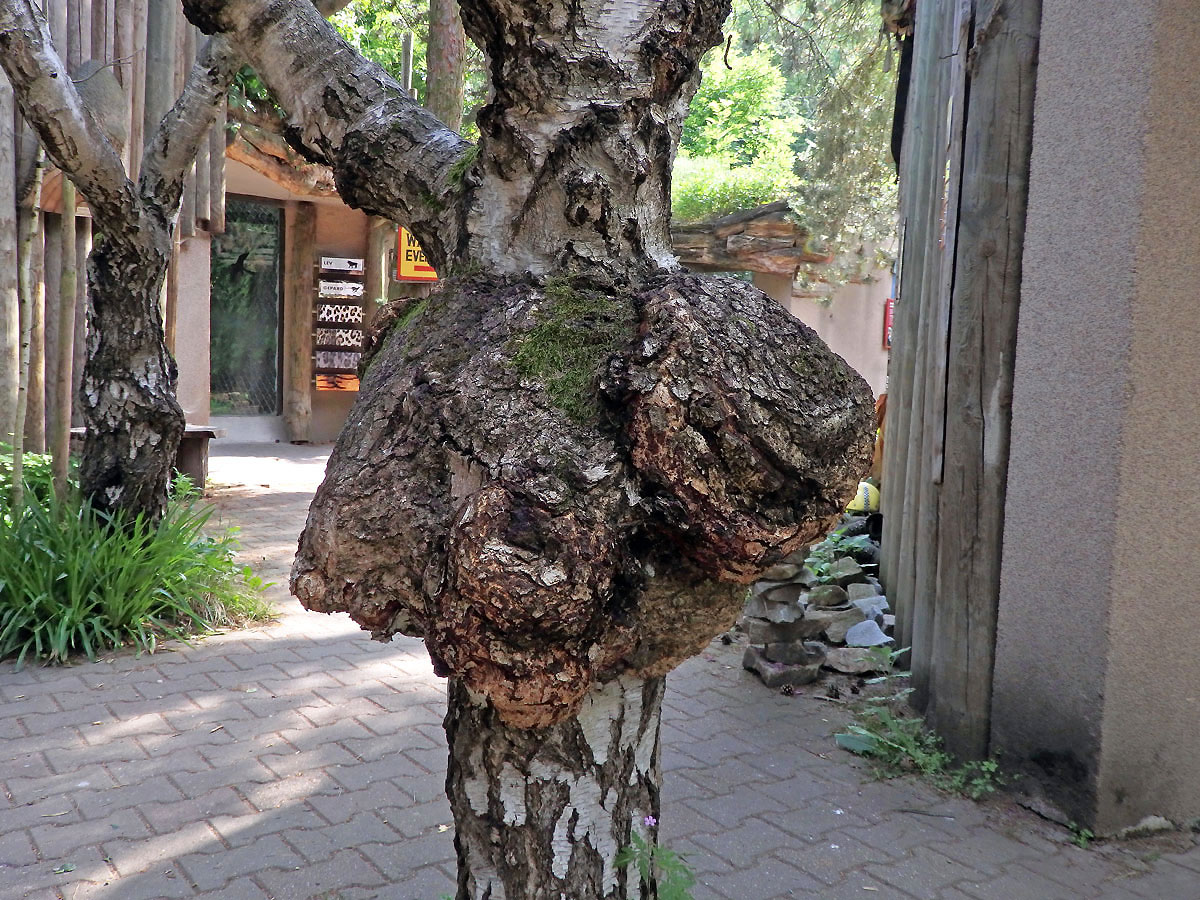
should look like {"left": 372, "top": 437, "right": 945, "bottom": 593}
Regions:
{"left": 426, "top": 0, "right": 465, "bottom": 132}
{"left": 185, "top": 1, "right": 878, "bottom": 896}
{"left": 446, "top": 676, "right": 663, "bottom": 900}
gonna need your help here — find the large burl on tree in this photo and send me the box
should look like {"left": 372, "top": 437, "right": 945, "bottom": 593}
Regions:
{"left": 186, "top": 0, "right": 873, "bottom": 896}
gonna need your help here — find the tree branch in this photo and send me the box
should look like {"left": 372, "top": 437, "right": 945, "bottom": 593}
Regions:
{"left": 138, "top": 36, "right": 238, "bottom": 215}
{"left": 183, "top": 0, "right": 472, "bottom": 271}
{"left": 0, "top": 0, "right": 136, "bottom": 225}
{"left": 226, "top": 124, "right": 337, "bottom": 197}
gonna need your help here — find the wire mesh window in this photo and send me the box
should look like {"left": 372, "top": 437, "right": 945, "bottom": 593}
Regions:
{"left": 210, "top": 199, "right": 283, "bottom": 416}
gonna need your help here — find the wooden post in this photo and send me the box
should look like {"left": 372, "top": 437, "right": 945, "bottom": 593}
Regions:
{"left": 0, "top": 75, "right": 19, "bottom": 443}
{"left": 24, "top": 212, "right": 46, "bottom": 453}
{"left": 401, "top": 32, "right": 414, "bottom": 94}
{"left": 127, "top": 0, "right": 147, "bottom": 179}
{"left": 208, "top": 106, "right": 226, "bottom": 234}
{"left": 143, "top": 0, "right": 176, "bottom": 148}
{"left": 363, "top": 217, "right": 392, "bottom": 328}
{"left": 42, "top": 214, "right": 60, "bottom": 443}
{"left": 74, "top": 0, "right": 92, "bottom": 65}
{"left": 177, "top": 19, "right": 196, "bottom": 239}
{"left": 114, "top": 0, "right": 134, "bottom": 172}
{"left": 51, "top": 182, "right": 77, "bottom": 498}
{"left": 929, "top": 0, "right": 1041, "bottom": 759}
{"left": 283, "top": 201, "right": 316, "bottom": 443}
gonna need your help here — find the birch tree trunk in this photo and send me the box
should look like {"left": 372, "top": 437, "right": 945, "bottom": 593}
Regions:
{"left": 185, "top": 1, "right": 878, "bottom": 895}
{"left": 446, "top": 677, "right": 663, "bottom": 900}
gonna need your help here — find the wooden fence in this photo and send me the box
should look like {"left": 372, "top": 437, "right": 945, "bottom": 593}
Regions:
{"left": 0, "top": 0, "right": 225, "bottom": 453}
{"left": 881, "top": 0, "right": 1041, "bottom": 759}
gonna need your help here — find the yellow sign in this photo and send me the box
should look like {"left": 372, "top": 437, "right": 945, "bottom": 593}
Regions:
{"left": 396, "top": 227, "right": 438, "bottom": 282}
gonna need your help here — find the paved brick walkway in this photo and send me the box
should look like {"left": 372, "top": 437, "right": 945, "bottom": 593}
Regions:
{"left": 3, "top": 442, "right": 1200, "bottom": 900}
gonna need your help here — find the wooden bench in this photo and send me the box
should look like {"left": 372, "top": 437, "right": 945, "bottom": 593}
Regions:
{"left": 69, "top": 425, "right": 225, "bottom": 490}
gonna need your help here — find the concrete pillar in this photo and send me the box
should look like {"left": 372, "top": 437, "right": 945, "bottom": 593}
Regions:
{"left": 993, "top": 0, "right": 1200, "bottom": 833}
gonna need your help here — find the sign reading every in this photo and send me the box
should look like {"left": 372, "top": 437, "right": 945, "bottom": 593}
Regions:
{"left": 396, "top": 227, "right": 438, "bottom": 282}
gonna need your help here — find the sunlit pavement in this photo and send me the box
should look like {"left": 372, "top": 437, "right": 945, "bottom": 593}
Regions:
{"left": 2, "top": 442, "right": 1199, "bottom": 899}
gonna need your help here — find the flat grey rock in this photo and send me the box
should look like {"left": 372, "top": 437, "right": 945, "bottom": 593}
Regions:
{"left": 805, "top": 605, "right": 866, "bottom": 643}
{"left": 847, "top": 582, "right": 882, "bottom": 602}
{"left": 822, "top": 647, "right": 881, "bottom": 674}
{"left": 807, "top": 584, "right": 849, "bottom": 608}
{"left": 743, "top": 645, "right": 823, "bottom": 688}
{"left": 764, "top": 640, "right": 826, "bottom": 666}
{"left": 845, "top": 619, "right": 895, "bottom": 647}
{"left": 742, "top": 617, "right": 810, "bottom": 645}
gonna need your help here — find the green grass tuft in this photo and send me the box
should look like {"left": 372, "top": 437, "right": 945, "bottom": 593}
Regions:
{"left": 0, "top": 476, "right": 274, "bottom": 668}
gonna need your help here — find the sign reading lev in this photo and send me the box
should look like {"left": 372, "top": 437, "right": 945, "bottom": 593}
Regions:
{"left": 396, "top": 227, "right": 439, "bottom": 282}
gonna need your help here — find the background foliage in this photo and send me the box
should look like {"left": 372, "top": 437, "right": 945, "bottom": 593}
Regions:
{"left": 329, "top": 0, "right": 898, "bottom": 268}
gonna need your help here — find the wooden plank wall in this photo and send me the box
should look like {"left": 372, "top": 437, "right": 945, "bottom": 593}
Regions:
{"left": 1, "top": 0, "right": 230, "bottom": 450}
{"left": 881, "top": 0, "right": 1041, "bottom": 759}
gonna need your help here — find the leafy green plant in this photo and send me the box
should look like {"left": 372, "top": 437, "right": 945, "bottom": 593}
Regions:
{"left": 0, "top": 442, "right": 70, "bottom": 511}
{"left": 804, "top": 531, "right": 876, "bottom": 583}
{"left": 0, "top": 477, "right": 273, "bottom": 668}
{"left": 616, "top": 821, "right": 696, "bottom": 900}
{"left": 1067, "top": 822, "right": 1095, "bottom": 849}
{"left": 836, "top": 693, "right": 1004, "bottom": 800}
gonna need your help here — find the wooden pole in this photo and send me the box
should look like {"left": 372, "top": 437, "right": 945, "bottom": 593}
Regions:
{"left": 0, "top": 76, "right": 19, "bottom": 444}
{"left": 364, "top": 217, "right": 392, "bottom": 328}
{"left": 401, "top": 32, "right": 414, "bottom": 94}
{"left": 930, "top": 0, "right": 1041, "bottom": 760}
{"left": 24, "top": 211, "right": 46, "bottom": 454}
{"left": 127, "top": 0, "right": 147, "bottom": 179}
{"left": 282, "top": 201, "right": 316, "bottom": 442}
{"left": 177, "top": 17, "right": 196, "bottom": 239}
{"left": 208, "top": 106, "right": 226, "bottom": 234}
{"left": 52, "top": 182, "right": 77, "bottom": 499}
{"left": 143, "top": 0, "right": 177, "bottom": 149}
{"left": 12, "top": 159, "right": 47, "bottom": 507}
{"left": 42, "top": 214, "right": 60, "bottom": 444}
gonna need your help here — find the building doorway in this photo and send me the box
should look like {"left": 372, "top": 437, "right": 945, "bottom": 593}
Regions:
{"left": 209, "top": 198, "right": 283, "bottom": 417}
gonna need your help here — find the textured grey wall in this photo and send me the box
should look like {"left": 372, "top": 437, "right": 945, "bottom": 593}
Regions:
{"left": 994, "top": 0, "right": 1200, "bottom": 832}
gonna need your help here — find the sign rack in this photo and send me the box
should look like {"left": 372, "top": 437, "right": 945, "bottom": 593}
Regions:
{"left": 313, "top": 256, "right": 366, "bottom": 392}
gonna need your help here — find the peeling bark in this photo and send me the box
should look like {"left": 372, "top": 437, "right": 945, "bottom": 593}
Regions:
{"left": 446, "top": 676, "right": 663, "bottom": 900}
{"left": 294, "top": 273, "right": 871, "bottom": 730}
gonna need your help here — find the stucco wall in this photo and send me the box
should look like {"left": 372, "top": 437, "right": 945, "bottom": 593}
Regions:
{"left": 994, "top": 0, "right": 1200, "bottom": 832}
{"left": 176, "top": 235, "right": 211, "bottom": 426}
{"left": 752, "top": 270, "right": 891, "bottom": 398}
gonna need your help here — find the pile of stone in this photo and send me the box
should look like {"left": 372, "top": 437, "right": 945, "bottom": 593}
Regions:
{"left": 741, "top": 515, "right": 894, "bottom": 689}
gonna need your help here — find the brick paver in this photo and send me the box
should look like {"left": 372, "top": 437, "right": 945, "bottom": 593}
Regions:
{"left": 3, "top": 442, "right": 1198, "bottom": 899}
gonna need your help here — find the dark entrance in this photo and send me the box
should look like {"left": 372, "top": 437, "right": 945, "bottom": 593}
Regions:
{"left": 209, "top": 198, "right": 283, "bottom": 416}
